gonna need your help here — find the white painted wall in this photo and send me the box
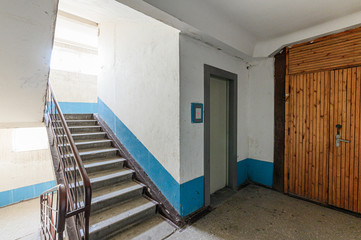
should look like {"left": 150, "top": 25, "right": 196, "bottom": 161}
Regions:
{"left": 117, "top": 0, "right": 361, "bottom": 59}
{"left": 179, "top": 35, "right": 249, "bottom": 184}
{"left": 98, "top": 19, "right": 181, "bottom": 182}
{"left": 141, "top": 0, "right": 256, "bottom": 56}
{"left": 254, "top": 11, "right": 361, "bottom": 57}
{"left": 115, "top": 0, "right": 255, "bottom": 61}
{"left": 0, "top": 0, "right": 58, "bottom": 127}
{"left": 0, "top": 127, "right": 55, "bottom": 191}
{"left": 50, "top": 70, "right": 97, "bottom": 103}
{"left": 247, "top": 58, "right": 275, "bottom": 162}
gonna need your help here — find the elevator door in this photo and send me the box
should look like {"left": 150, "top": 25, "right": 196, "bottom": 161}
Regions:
{"left": 210, "top": 77, "right": 229, "bottom": 194}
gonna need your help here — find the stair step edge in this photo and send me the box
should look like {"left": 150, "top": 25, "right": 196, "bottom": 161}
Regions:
{"left": 90, "top": 170, "right": 134, "bottom": 183}
{"left": 85, "top": 158, "right": 125, "bottom": 168}
{"left": 92, "top": 184, "right": 144, "bottom": 205}
{"left": 79, "top": 148, "right": 118, "bottom": 155}
{"left": 59, "top": 139, "right": 113, "bottom": 147}
{"left": 69, "top": 169, "right": 134, "bottom": 188}
{"left": 65, "top": 158, "right": 125, "bottom": 172}
{"left": 89, "top": 201, "right": 156, "bottom": 234}
{"left": 72, "top": 132, "right": 106, "bottom": 136}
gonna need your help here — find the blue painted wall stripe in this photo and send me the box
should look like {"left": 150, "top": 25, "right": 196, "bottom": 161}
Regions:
{"left": 237, "top": 159, "right": 248, "bottom": 186}
{"left": 98, "top": 98, "right": 204, "bottom": 216}
{"left": 237, "top": 159, "right": 274, "bottom": 187}
{"left": 59, "top": 98, "right": 274, "bottom": 215}
{"left": 247, "top": 158, "right": 274, "bottom": 187}
{"left": 0, "top": 180, "right": 56, "bottom": 207}
{"left": 58, "top": 102, "right": 98, "bottom": 114}
{"left": 180, "top": 176, "right": 204, "bottom": 216}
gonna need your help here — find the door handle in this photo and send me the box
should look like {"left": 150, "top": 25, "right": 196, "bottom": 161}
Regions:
{"left": 336, "top": 134, "right": 350, "bottom": 147}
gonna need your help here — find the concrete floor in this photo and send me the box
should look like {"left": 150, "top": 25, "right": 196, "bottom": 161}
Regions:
{"left": 0, "top": 198, "right": 40, "bottom": 240}
{"left": 167, "top": 184, "right": 361, "bottom": 240}
{"left": 1, "top": 185, "right": 361, "bottom": 240}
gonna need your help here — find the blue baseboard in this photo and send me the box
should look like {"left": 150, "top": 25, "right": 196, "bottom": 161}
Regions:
{"left": 237, "top": 159, "right": 274, "bottom": 187}
{"left": 0, "top": 180, "right": 56, "bottom": 207}
{"left": 237, "top": 159, "right": 248, "bottom": 186}
{"left": 180, "top": 176, "right": 204, "bottom": 216}
{"left": 58, "top": 102, "right": 98, "bottom": 114}
{"left": 247, "top": 158, "right": 274, "bottom": 187}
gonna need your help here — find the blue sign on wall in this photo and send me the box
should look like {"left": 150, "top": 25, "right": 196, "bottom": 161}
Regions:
{"left": 191, "top": 103, "right": 203, "bottom": 123}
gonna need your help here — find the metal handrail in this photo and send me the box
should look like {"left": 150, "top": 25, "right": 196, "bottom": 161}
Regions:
{"left": 44, "top": 81, "right": 92, "bottom": 239}
{"left": 40, "top": 184, "right": 67, "bottom": 240}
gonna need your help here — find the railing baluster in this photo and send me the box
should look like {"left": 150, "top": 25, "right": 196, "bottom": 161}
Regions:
{"left": 43, "top": 82, "right": 92, "bottom": 239}
{"left": 40, "top": 185, "right": 66, "bottom": 240}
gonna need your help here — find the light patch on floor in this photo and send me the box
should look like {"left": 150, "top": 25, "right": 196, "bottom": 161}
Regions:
{"left": 0, "top": 198, "right": 40, "bottom": 240}
{"left": 166, "top": 184, "right": 361, "bottom": 240}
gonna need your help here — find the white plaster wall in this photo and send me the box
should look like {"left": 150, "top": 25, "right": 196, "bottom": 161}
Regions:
{"left": 98, "top": 20, "right": 181, "bottom": 182}
{"left": 117, "top": 0, "right": 256, "bottom": 58}
{"left": 254, "top": 11, "right": 361, "bottom": 57}
{"left": 50, "top": 70, "right": 97, "bottom": 103}
{"left": 179, "top": 35, "right": 249, "bottom": 184}
{"left": 247, "top": 58, "right": 275, "bottom": 162}
{"left": 0, "top": 0, "right": 58, "bottom": 126}
{"left": 0, "top": 127, "right": 55, "bottom": 191}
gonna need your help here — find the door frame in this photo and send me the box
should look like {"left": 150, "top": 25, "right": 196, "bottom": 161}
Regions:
{"left": 273, "top": 48, "right": 287, "bottom": 192}
{"left": 204, "top": 64, "right": 238, "bottom": 207}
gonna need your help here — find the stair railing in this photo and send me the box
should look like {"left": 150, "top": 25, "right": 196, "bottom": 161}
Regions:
{"left": 40, "top": 184, "right": 67, "bottom": 240}
{"left": 44, "top": 82, "right": 92, "bottom": 240}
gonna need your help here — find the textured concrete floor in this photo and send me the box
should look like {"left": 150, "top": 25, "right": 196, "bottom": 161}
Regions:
{"left": 2, "top": 185, "right": 361, "bottom": 240}
{"left": 167, "top": 184, "right": 361, "bottom": 240}
{"left": 0, "top": 198, "right": 40, "bottom": 240}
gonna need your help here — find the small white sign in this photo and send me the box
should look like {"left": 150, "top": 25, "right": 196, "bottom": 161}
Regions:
{"left": 195, "top": 108, "right": 202, "bottom": 120}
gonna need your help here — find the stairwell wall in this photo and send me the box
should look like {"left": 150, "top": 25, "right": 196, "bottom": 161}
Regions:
{"left": 0, "top": 127, "right": 55, "bottom": 207}
{"left": 0, "top": 0, "right": 58, "bottom": 127}
{"left": 179, "top": 35, "right": 250, "bottom": 215}
{"left": 246, "top": 58, "right": 275, "bottom": 187}
{"left": 97, "top": 18, "right": 182, "bottom": 213}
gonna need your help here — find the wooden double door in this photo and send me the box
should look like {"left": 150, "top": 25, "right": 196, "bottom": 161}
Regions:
{"left": 285, "top": 66, "right": 361, "bottom": 213}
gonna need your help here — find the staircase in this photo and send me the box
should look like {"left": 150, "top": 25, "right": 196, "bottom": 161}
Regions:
{"left": 62, "top": 113, "right": 174, "bottom": 239}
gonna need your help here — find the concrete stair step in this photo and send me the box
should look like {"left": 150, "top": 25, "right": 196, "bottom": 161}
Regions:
{"left": 68, "top": 132, "right": 108, "bottom": 141}
{"left": 91, "top": 181, "right": 145, "bottom": 213}
{"left": 66, "top": 119, "right": 98, "bottom": 126}
{"left": 69, "top": 168, "right": 134, "bottom": 190}
{"left": 53, "top": 126, "right": 102, "bottom": 134}
{"left": 65, "top": 157, "right": 126, "bottom": 174}
{"left": 109, "top": 215, "right": 177, "bottom": 240}
{"left": 64, "top": 114, "right": 94, "bottom": 120}
{"left": 71, "top": 139, "right": 113, "bottom": 150}
{"left": 79, "top": 147, "right": 119, "bottom": 161}
{"left": 88, "top": 169, "right": 135, "bottom": 189}
{"left": 89, "top": 197, "right": 157, "bottom": 240}
{"left": 68, "top": 126, "right": 102, "bottom": 133}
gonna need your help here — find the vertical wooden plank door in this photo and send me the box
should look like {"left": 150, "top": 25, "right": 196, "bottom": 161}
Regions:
{"left": 329, "top": 67, "right": 361, "bottom": 213}
{"left": 286, "top": 71, "right": 330, "bottom": 203}
{"left": 286, "top": 67, "right": 361, "bottom": 214}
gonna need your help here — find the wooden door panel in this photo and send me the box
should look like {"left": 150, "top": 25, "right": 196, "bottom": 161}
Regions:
{"left": 287, "top": 72, "right": 330, "bottom": 202}
{"left": 329, "top": 67, "right": 361, "bottom": 213}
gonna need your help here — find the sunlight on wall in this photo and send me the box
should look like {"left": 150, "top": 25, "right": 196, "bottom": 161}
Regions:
{"left": 0, "top": 127, "right": 54, "bottom": 192}
{"left": 12, "top": 127, "right": 49, "bottom": 152}
{"left": 50, "top": 12, "right": 99, "bottom": 103}
{"left": 51, "top": 46, "right": 99, "bottom": 75}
